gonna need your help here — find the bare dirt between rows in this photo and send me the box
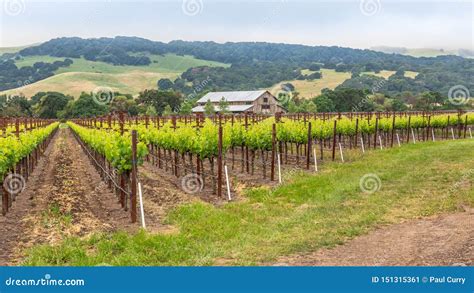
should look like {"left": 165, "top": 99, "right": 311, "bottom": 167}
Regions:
{"left": 273, "top": 207, "right": 474, "bottom": 266}
{"left": 0, "top": 128, "right": 137, "bottom": 266}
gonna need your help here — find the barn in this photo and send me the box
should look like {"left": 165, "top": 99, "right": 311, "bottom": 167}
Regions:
{"left": 192, "top": 90, "right": 286, "bottom": 114}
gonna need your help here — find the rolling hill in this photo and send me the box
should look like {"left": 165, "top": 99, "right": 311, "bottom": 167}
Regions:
{"left": 0, "top": 37, "right": 472, "bottom": 99}
{"left": 1, "top": 53, "right": 229, "bottom": 97}
{"left": 270, "top": 69, "right": 419, "bottom": 99}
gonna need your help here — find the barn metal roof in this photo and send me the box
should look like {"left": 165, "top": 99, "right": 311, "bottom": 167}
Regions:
{"left": 196, "top": 90, "right": 267, "bottom": 104}
{"left": 192, "top": 104, "right": 254, "bottom": 113}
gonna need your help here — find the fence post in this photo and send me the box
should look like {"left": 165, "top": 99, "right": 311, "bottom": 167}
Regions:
{"left": 217, "top": 126, "right": 223, "bottom": 198}
{"left": 355, "top": 118, "right": 359, "bottom": 147}
{"left": 2, "top": 182, "right": 8, "bottom": 216}
{"left": 373, "top": 117, "right": 379, "bottom": 149}
{"left": 131, "top": 130, "right": 138, "bottom": 223}
{"left": 332, "top": 120, "right": 337, "bottom": 161}
{"left": 119, "top": 112, "right": 124, "bottom": 135}
{"left": 306, "top": 122, "right": 312, "bottom": 169}
{"left": 464, "top": 115, "right": 468, "bottom": 138}
{"left": 15, "top": 119, "right": 20, "bottom": 137}
{"left": 391, "top": 115, "right": 395, "bottom": 147}
{"left": 271, "top": 123, "right": 276, "bottom": 181}
{"left": 406, "top": 116, "right": 411, "bottom": 143}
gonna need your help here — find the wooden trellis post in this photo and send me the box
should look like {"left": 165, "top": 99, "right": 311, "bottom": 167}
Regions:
{"left": 131, "top": 130, "right": 138, "bottom": 223}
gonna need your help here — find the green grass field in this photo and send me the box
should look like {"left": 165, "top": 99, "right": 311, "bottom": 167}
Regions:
{"left": 24, "top": 139, "right": 474, "bottom": 266}
{"left": 15, "top": 53, "right": 229, "bottom": 74}
{"left": 2, "top": 54, "right": 229, "bottom": 98}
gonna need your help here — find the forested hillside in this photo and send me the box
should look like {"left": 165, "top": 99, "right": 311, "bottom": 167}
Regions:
{"left": 2, "top": 36, "right": 472, "bottom": 97}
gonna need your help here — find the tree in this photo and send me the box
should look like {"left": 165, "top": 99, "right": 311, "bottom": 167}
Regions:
{"left": 287, "top": 100, "right": 299, "bottom": 113}
{"left": 204, "top": 99, "right": 215, "bottom": 116}
{"left": 179, "top": 100, "right": 194, "bottom": 115}
{"left": 308, "top": 64, "right": 321, "bottom": 71}
{"left": 312, "top": 95, "right": 335, "bottom": 112}
{"left": 145, "top": 105, "right": 158, "bottom": 116}
{"left": 0, "top": 95, "right": 32, "bottom": 117}
{"left": 218, "top": 97, "right": 229, "bottom": 113}
{"left": 391, "top": 98, "right": 408, "bottom": 111}
{"left": 137, "top": 89, "right": 183, "bottom": 115}
{"left": 33, "top": 92, "right": 72, "bottom": 118}
{"left": 60, "top": 92, "right": 108, "bottom": 118}
{"left": 316, "top": 88, "right": 374, "bottom": 112}
{"left": 305, "top": 101, "right": 317, "bottom": 113}
{"left": 298, "top": 100, "right": 317, "bottom": 113}
{"left": 157, "top": 78, "right": 174, "bottom": 91}
{"left": 306, "top": 72, "right": 322, "bottom": 80}
{"left": 281, "top": 83, "right": 295, "bottom": 92}
{"left": 110, "top": 95, "right": 139, "bottom": 116}
{"left": 413, "top": 91, "right": 444, "bottom": 111}
{"left": 162, "top": 105, "right": 173, "bottom": 116}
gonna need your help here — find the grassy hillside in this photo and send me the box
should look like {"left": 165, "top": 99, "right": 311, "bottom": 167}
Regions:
{"left": 272, "top": 69, "right": 352, "bottom": 98}
{"left": 362, "top": 70, "right": 396, "bottom": 79}
{"left": 15, "top": 53, "right": 229, "bottom": 74}
{"left": 1, "top": 71, "right": 179, "bottom": 98}
{"left": 275, "top": 69, "right": 419, "bottom": 99}
{"left": 362, "top": 70, "right": 419, "bottom": 79}
{"left": 24, "top": 139, "right": 474, "bottom": 266}
{"left": 3, "top": 53, "right": 229, "bottom": 98}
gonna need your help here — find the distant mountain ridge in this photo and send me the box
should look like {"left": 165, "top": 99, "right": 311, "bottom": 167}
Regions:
{"left": 371, "top": 46, "right": 474, "bottom": 58}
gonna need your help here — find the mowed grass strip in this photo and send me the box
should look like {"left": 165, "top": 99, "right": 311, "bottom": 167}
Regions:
{"left": 24, "top": 140, "right": 474, "bottom": 266}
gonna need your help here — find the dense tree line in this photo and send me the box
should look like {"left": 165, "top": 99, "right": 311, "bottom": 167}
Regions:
{"left": 19, "top": 37, "right": 154, "bottom": 66}
{"left": 0, "top": 59, "right": 72, "bottom": 91}
{"left": 1, "top": 85, "right": 470, "bottom": 119}
{"left": 0, "top": 90, "right": 185, "bottom": 119}
{"left": 279, "top": 87, "right": 468, "bottom": 114}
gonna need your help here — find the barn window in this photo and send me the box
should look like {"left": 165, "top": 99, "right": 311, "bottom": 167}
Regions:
{"left": 263, "top": 97, "right": 268, "bottom": 103}
{"left": 262, "top": 105, "right": 270, "bottom": 110}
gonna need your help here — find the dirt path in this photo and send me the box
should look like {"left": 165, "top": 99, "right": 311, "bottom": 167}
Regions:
{"left": 0, "top": 128, "right": 136, "bottom": 265}
{"left": 274, "top": 208, "right": 474, "bottom": 266}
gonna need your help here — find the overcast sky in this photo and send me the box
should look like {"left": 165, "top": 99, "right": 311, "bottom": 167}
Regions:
{"left": 0, "top": 0, "right": 472, "bottom": 50}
